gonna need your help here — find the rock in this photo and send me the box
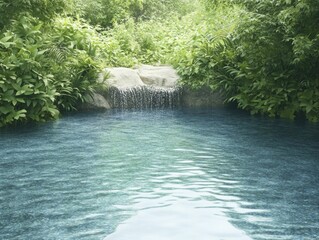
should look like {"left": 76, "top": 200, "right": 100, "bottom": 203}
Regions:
{"left": 80, "top": 92, "right": 110, "bottom": 111}
{"left": 105, "top": 67, "right": 145, "bottom": 89}
{"left": 181, "top": 87, "right": 225, "bottom": 108}
{"left": 89, "top": 66, "right": 224, "bottom": 110}
{"left": 137, "top": 65, "right": 179, "bottom": 88}
{"left": 102, "top": 65, "right": 179, "bottom": 89}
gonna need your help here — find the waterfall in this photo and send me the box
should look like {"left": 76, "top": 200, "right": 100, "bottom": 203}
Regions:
{"left": 107, "top": 86, "right": 181, "bottom": 109}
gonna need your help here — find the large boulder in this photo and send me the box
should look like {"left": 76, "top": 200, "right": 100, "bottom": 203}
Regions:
{"left": 102, "top": 65, "right": 179, "bottom": 89}
{"left": 137, "top": 65, "right": 179, "bottom": 88}
{"left": 105, "top": 67, "right": 145, "bottom": 89}
{"left": 82, "top": 65, "right": 225, "bottom": 110}
{"left": 79, "top": 92, "right": 111, "bottom": 111}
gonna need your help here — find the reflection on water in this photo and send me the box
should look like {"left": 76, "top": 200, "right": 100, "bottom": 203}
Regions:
{"left": 105, "top": 200, "right": 251, "bottom": 240}
{"left": 0, "top": 109, "right": 318, "bottom": 240}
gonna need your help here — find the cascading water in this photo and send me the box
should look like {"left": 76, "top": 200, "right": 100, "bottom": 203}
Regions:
{"left": 107, "top": 86, "right": 181, "bottom": 109}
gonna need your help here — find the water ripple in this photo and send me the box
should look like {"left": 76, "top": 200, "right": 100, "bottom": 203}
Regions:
{"left": 0, "top": 109, "right": 319, "bottom": 240}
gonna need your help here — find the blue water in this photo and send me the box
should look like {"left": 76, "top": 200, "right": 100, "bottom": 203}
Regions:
{"left": 0, "top": 109, "right": 318, "bottom": 240}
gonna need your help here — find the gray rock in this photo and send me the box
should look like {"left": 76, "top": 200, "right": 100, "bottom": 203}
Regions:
{"left": 88, "top": 66, "right": 225, "bottom": 110}
{"left": 105, "top": 67, "right": 145, "bottom": 89}
{"left": 137, "top": 65, "right": 179, "bottom": 88}
{"left": 80, "top": 92, "right": 110, "bottom": 111}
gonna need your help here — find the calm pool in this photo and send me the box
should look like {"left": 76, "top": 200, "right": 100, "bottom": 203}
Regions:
{"left": 0, "top": 109, "right": 318, "bottom": 240}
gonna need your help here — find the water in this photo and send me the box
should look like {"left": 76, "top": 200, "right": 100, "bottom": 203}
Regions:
{"left": 0, "top": 108, "right": 318, "bottom": 240}
{"left": 107, "top": 86, "right": 181, "bottom": 109}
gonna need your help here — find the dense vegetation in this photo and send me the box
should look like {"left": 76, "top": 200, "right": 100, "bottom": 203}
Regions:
{"left": 1, "top": 0, "right": 318, "bottom": 127}
{"left": 0, "top": 0, "right": 103, "bottom": 126}
{"left": 188, "top": 0, "right": 319, "bottom": 122}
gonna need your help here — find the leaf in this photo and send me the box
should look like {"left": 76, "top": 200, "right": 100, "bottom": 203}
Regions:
{"left": 47, "top": 107, "right": 60, "bottom": 118}
{"left": 13, "top": 109, "right": 27, "bottom": 120}
{"left": 0, "top": 106, "right": 14, "bottom": 115}
{"left": 0, "top": 41, "right": 16, "bottom": 48}
{"left": 0, "top": 35, "right": 13, "bottom": 43}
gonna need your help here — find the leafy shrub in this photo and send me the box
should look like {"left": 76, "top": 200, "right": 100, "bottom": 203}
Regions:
{"left": 226, "top": 0, "right": 319, "bottom": 121}
{"left": 75, "top": 0, "right": 141, "bottom": 28}
{"left": 75, "top": 0, "right": 200, "bottom": 28}
{"left": 0, "top": 15, "right": 103, "bottom": 127}
{"left": 179, "top": 1, "right": 319, "bottom": 121}
{"left": 103, "top": 9, "right": 207, "bottom": 67}
{"left": 0, "top": 16, "right": 59, "bottom": 126}
{"left": 44, "top": 17, "right": 103, "bottom": 111}
{"left": 176, "top": 6, "right": 241, "bottom": 91}
{"left": 0, "top": 0, "right": 71, "bottom": 28}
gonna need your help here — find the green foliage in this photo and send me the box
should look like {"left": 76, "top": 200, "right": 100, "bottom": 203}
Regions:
{"left": 75, "top": 0, "right": 199, "bottom": 28}
{"left": 228, "top": 0, "right": 319, "bottom": 121}
{"left": 0, "top": 15, "right": 102, "bottom": 127}
{"left": 0, "top": 0, "right": 72, "bottom": 28}
{"left": 44, "top": 17, "right": 102, "bottom": 111}
{"left": 102, "top": 6, "right": 205, "bottom": 67}
{"left": 102, "top": 19, "right": 141, "bottom": 67}
{"left": 131, "top": 0, "right": 198, "bottom": 20}
{"left": 0, "top": 16, "right": 59, "bottom": 126}
{"left": 178, "top": 0, "right": 319, "bottom": 122}
{"left": 176, "top": 6, "right": 241, "bottom": 91}
{"left": 75, "top": 0, "right": 133, "bottom": 28}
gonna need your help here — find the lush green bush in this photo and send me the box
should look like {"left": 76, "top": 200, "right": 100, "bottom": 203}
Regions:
{"left": 130, "top": 0, "right": 199, "bottom": 21}
{"left": 0, "top": 0, "right": 72, "bottom": 29}
{"left": 0, "top": 14, "right": 103, "bottom": 127}
{"left": 74, "top": 0, "right": 134, "bottom": 28}
{"left": 176, "top": 6, "right": 241, "bottom": 90}
{"left": 229, "top": 0, "right": 319, "bottom": 121}
{"left": 75, "top": 0, "right": 199, "bottom": 29}
{"left": 179, "top": 0, "right": 319, "bottom": 121}
{"left": 43, "top": 17, "right": 103, "bottom": 111}
{"left": 102, "top": 7, "right": 206, "bottom": 67}
{"left": 0, "top": 16, "right": 59, "bottom": 126}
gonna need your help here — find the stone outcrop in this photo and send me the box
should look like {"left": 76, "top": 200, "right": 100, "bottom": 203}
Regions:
{"left": 79, "top": 92, "right": 110, "bottom": 111}
{"left": 82, "top": 64, "right": 224, "bottom": 110}
{"left": 105, "top": 67, "right": 145, "bottom": 89}
{"left": 101, "top": 65, "right": 181, "bottom": 109}
{"left": 137, "top": 65, "right": 179, "bottom": 88}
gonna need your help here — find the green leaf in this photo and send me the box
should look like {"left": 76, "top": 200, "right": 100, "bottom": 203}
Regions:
{"left": 0, "top": 35, "right": 15, "bottom": 48}
{"left": 0, "top": 105, "right": 14, "bottom": 114}
{"left": 14, "top": 109, "right": 27, "bottom": 120}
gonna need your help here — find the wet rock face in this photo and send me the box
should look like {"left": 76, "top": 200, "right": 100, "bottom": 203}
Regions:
{"left": 84, "top": 65, "right": 224, "bottom": 110}
{"left": 79, "top": 93, "right": 111, "bottom": 111}
{"left": 101, "top": 65, "right": 181, "bottom": 109}
{"left": 107, "top": 86, "right": 181, "bottom": 109}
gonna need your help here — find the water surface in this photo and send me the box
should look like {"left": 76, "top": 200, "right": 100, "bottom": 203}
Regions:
{"left": 0, "top": 109, "right": 318, "bottom": 240}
